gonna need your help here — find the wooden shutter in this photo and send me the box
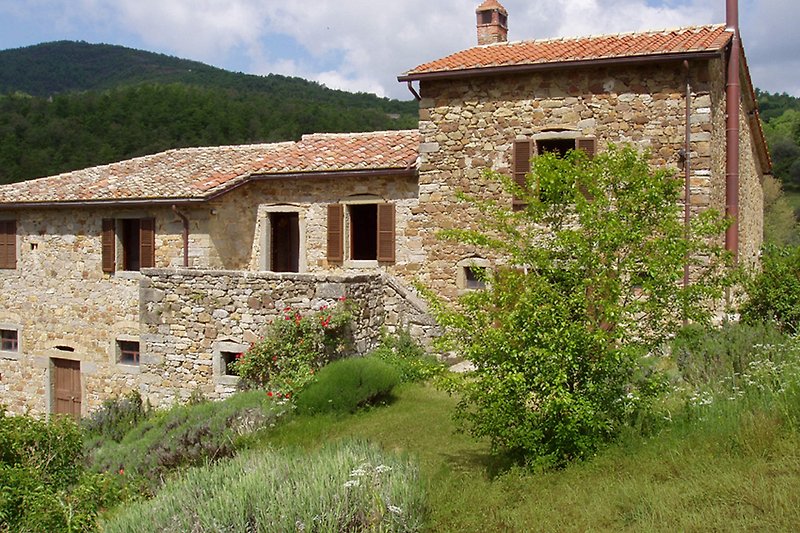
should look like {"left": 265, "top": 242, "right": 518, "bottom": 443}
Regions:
{"left": 512, "top": 140, "right": 533, "bottom": 208}
{"left": 0, "top": 220, "right": 16, "bottom": 269}
{"left": 101, "top": 219, "right": 115, "bottom": 273}
{"left": 576, "top": 138, "right": 597, "bottom": 158}
{"left": 376, "top": 203, "right": 395, "bottom": 263}
{"left": 327, "top": 204, "right": 344, "bottom": 263}
{"left": 139, "top": 218, "right": 155, "bottom": 269}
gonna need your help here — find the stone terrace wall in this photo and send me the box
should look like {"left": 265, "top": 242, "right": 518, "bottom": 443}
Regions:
{"left": 139, "top": 268, "right": 386, "bottom": 407}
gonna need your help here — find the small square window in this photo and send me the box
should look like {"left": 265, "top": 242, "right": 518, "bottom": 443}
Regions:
{"left": 1, "top": 329, "right": 18, "bottom": 352}
{"left": 464, "top": 267, "right": 487, "bottom": 290}
{"left": 118, "top": 340, "right": 140, "bottom": 365}
{"left": 220, "top": 351, "right": 241, "bottom": 376}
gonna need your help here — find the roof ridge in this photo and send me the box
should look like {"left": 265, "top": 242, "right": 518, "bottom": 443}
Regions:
{"left": 481, "top": 23, "right": 727, "bottom": 49}
{"left": 300, "top": 129, "right": 419, "bottom": 141}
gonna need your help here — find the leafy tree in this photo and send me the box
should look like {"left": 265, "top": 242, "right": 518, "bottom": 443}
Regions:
{"left": 741, "top": 244, "right": 800, "bottom": 334}
{"left": 431, "top": 146, "right": 730, "bottom": 467}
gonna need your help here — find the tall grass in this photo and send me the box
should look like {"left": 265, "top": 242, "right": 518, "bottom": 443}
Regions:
{"left": 101, "top": 440, "right": 425, "bottom": 533}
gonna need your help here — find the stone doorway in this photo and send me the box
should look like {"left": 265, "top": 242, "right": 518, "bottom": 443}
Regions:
{"left": 52, "top": 358, "right": 81, "bottom": 418}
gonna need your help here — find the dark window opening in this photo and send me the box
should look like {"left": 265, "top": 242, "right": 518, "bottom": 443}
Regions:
{"left": 464, "top": 267, "right": 487, "bottom": 290}
{"left": 118, "top": 340, "right": 140, "bottom": 365}
{"left": 121, "top": 219, "right": 141, "bottom": 271}
{"left": 537, "top": 138, "right": 578, "bottom": 158}
{"left": 55, "top": 345, "right": 74, "bottom": 352}
{"left": 350, "top": 204, "right": 378, "bottom": 260}
{"left": 270, "top": 212, "right": 300, "bottom": 272}
{"left": 498, "top": 13, "right": 508, "bottom": 26}
{"left": 478, "top": 11, "right": 493, "bottom": 24}
{"left": 1, "top": 329, "right": 18, "bottom": 352}
{"left": 220, "top": 351, "right": 240, "bottom": 376}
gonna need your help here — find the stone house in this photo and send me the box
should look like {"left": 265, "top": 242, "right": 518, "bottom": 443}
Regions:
{"left": 0, "top": 1, "right": 770, "bottom": 417}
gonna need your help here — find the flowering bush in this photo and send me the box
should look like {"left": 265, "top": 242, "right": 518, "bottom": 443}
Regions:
{"left": 234, "top": 299, "right": 354, "bottom": 396}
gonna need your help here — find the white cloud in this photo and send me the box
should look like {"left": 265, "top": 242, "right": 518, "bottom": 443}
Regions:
{"left": 2, "top": 0, "right": 799, "bottom": 98}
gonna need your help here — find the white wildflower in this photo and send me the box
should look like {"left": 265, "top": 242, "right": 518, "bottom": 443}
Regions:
{"left": 387, "top": 505, "right": 403, "bottom": 515}
{"left": 374, "top": 464, "right": 393, "bottom": 473}
{"left": 344, "top": 479, "right": 361, "bottom": 488}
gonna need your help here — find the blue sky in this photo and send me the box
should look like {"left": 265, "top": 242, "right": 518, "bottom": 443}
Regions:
{"left": 0, "top": 0, "right": 797, "bottom": 100}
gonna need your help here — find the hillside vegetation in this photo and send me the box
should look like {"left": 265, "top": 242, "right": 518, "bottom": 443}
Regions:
{"left": 0, "top": 41, "right": 418, "bottom": 184}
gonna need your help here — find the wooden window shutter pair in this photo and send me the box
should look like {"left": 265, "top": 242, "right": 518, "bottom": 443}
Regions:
{"left": 101, "top": 218, "right": 155, "bottom": 272}
{"left": 0, "top": 220, "right": 16, "bottom": 269}
{"left": 326, "top": 203, "right": 395, "bottom": 263}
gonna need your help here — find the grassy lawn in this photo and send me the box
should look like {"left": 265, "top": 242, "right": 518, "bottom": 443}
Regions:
{"left": 258, "top": 384, "right": 800, "bottom": 532}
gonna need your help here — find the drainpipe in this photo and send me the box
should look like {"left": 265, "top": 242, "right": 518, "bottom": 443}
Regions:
{"left": 172, "top": 205, "right": 190, "bottom": 268}
{"left": 406, "top": 81, "right": 421, "bottom": 101}
{"left": 725, "top": 0, "right": 740, "bottom": 262}
{"left": 683, "top": 60, "right": 692, "bottom": 320}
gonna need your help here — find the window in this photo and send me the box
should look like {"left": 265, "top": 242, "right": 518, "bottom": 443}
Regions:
{"left": 1, "top": 329, "right": 18, "bottom": 352}
{"left": 220, "top": 351, "right": 241, "bottom": 376}
{"left": 464, "top": 266, "right": 487, "bottom": 290}
{"left": 456, "top": 257, "right": 490, "bottom": 292}
{"left": 117, "top": 340, "right": 140, "bottom": 365}
{"left": 102, "top": 218, "right": 155, "bottom": 272}
{"left": 512, "top": 136, "right": 596, "bottom": 209}
{"left": 213, "top": 340, "right": 247, "bottom": 384}
{"left": 327, "top": 202, "right": 395, "bottom": 263}
{"left": 478, "top": 11, "right": 493, "bottom": 24}
{"left": 0, "top": 220, "right": 16, "bottom": 269}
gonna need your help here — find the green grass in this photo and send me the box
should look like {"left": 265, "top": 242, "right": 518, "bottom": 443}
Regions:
{"left": 257, "top": 384, "right": 800, "bottom": 532}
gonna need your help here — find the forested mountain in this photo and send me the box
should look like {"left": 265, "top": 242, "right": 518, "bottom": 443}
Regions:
{"left": 757, "top": 89, "right": 800, "bottom": 191}
{"left": 0, "top": 41, "right": 418, "bottom": 184}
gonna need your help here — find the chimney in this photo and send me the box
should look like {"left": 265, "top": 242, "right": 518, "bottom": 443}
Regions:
{"left": 476, "top": 0, "right": 508, "bottom": 46}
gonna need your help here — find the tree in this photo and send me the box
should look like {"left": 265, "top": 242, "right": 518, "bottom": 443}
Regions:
{"left": 432, "top": 145, "right": 730, "bottom": 467}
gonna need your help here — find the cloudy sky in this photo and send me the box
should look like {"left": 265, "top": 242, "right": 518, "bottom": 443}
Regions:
{"left": 0, "top": 0, "right": 796, "bottom": 100}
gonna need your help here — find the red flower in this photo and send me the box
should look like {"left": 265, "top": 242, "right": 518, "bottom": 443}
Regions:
{"left": 267, "top": 391, "right": 273, "bottom": 397}
{"left": 272, "top": 355, "right": 278, "bottom": 362}
{"left": 118, "top": 468, "right": 125, "bottom": 475}
{"left": 285, "top": 392, "right": 291, "bottom": 399}
{"left": 235, "top": 352, "right": 243, "bottom": 359}
{"left": 338, "top": 296, "right": 347, "bottom": 302}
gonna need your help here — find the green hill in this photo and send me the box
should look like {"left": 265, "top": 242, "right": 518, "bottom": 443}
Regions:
{"left": 757, "top": 89, "right": 800, "bottom": 191}
{"left": 0, "top": 41, "right": 418, "bottom": 184}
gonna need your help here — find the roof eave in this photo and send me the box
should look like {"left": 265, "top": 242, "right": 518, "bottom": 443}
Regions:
{"left": 0, "top": 197, "right": 208, "bottom": 210}
{"left": 398, "top": 49, "right": 724, "bottom": 83}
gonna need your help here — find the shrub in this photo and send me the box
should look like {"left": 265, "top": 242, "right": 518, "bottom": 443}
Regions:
{"left": 741, "top": 244, "right": 800, "bottom": 334}
{"left": 370, "top": 330, "right": 445, "bottom": 383}
{"left": 101, "top": 440, "right": 426, "bottom": 533}
{"left": 235, "top": 299, "right": 354, "bottom": 395}
{"left": 87, "top": 390, "right": 287, "bottom": 488}
{"left": 82, "top": 390, "right": 150, "bottom": 443}
{"left": 432, "top": 146, "right": 731, "bottom": 468}
{"left": 296, "top": 357, "right": 401, "bottom": 414}
{"left": 671, "top": 321, "right": 789, "bottom": 386}
{"left": 0, "top": 409, "right": 127, "bottom": 532}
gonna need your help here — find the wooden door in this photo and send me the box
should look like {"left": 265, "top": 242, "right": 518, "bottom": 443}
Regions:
{"left": 53, "top": 358, "right": 81, "bottom": 418}
{"left": 271, "top": 213, "right": 299, "bottom": 272}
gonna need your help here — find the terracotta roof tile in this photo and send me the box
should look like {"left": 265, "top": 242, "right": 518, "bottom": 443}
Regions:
{"left": 0, "top": 130, "right": 419, "bottom": 205}
{"left": 401, "top": 24, "right": 731, "bottom": 78}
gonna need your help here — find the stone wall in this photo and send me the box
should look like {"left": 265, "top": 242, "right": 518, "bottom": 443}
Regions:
{"left": 0, "top": 207, "right": 169, "bottom": 416}
{"left": 413, "top": 59, "right": 764, "bottom": 298}
{"left": 138, "top": 268, "right": 387, "bottom": 407}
